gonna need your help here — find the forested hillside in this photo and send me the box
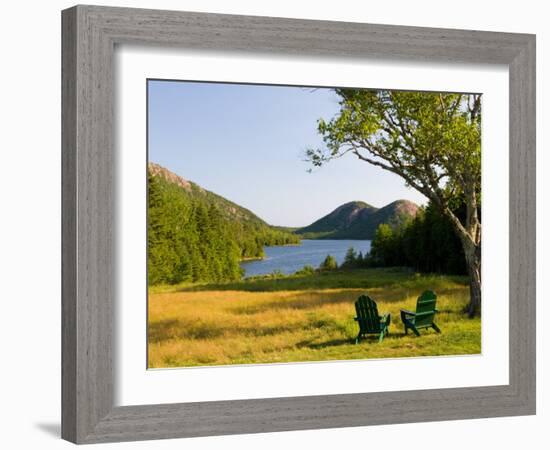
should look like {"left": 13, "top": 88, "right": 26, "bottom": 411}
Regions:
{"left": 148, "top": 163, "right": 300, "bottom": 285}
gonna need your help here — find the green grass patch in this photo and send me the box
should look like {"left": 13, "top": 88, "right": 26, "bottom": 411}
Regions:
{"left": 148, "top": 268, "right": 479, "bottom": 368}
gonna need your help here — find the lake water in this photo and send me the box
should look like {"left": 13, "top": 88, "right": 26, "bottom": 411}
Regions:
{"left": 241, "top": 239, "right": 372, "bottom": 277}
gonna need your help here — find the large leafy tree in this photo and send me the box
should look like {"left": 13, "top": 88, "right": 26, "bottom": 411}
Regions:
{"left": 307, "top": 89, "right": 481, "bottom": 316}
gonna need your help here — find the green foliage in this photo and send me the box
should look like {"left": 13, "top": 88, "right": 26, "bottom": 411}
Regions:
{"left": 294, "top": 265, "right": 317, "bottom": 276}
{"left": 369, "top": 223, "right": 401, "bottom": 266}
{"left": 147, "top": 169, "right": 300, "bottom": 285}
{"left": 319, "top": 254, "right": 338, "bottom": 271}
{"left": 148, "top": 173, "right": 242, "bottom": 285}
{"left": 341, "top": 247, "right": 358, "bottom": 268}
{"left": 308, "top": 90, "right": 481, "bottom": 209}
{"left": 367, "top": 202, "right": 467, "bottom": 274}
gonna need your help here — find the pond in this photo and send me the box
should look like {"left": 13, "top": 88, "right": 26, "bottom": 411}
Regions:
{"left": 240, "top": 239, "right": 372, "bottom": 277}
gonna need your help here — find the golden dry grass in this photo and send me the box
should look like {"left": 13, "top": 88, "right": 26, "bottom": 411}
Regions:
{"left": 148, "top": 270, "right": 480, "bottom": 368}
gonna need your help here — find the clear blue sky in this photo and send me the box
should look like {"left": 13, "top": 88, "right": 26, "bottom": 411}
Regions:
{"left": 148, "top": 80, "right": 427, "bottom": 227}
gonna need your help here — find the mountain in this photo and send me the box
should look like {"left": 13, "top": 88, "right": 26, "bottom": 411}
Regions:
{"left": 296, "top": 199, "right": 419, "bottom": 240}
{"left": 149, "top": 162, "right": 272, "bottom": 227}
{"left": 147, "top": 163, "right": 299, "bottom": 285}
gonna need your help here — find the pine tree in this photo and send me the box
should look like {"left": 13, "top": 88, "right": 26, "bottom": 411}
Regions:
{"left": 342, "top": 247, "right": 357, "bottom": 268}
{"left": 319, "top": 254, "right": 338, "bottom": 271}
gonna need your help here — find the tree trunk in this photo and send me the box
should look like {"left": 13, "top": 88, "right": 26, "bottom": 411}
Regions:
{"left": 461, "top": 239, "right": 481, "bottom": 318}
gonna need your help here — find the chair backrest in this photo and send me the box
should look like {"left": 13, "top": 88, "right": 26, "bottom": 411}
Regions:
{"left": 355, "top": 295, "right": 381, "bottom": 333}
{"left": 414, "top": 290, "right": 437, "bottom": 326}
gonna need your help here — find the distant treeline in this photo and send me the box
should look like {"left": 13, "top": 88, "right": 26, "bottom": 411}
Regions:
{"left": 341, "top": 202, "right": 468, "bottom": 275}
{"left": 148, "top": 172, "right": 299, "bottom": 285}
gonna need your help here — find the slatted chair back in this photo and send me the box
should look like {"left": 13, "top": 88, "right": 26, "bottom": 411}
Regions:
{"left": 414, "top": 290, "right": 437, "bottom": 327}
{"left": 355, "top": 295, "right": 382, "bottom": 333}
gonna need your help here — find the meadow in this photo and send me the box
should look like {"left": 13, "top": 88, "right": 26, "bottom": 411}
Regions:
{"left": 147, "top": 268, "right": 481, "bottom": 368}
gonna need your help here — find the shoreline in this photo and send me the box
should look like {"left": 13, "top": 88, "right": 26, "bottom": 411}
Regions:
{"left": 240, "top": 256, "right": 264, "bottom": 262}
{"left": 240, "top": 243, "right": 303, "bottom": 263}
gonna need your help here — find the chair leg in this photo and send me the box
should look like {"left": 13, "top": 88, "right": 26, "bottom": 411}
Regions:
{"left": 378, "top": 331, "right": 385, "bottom": 343}
{"left": 411, "top": 326, "right": 421, "bottom": 337}
{"left": 355, "top": 333, "right": 361, "bottom": 344}
{"left": 432, "top": 323, "right": 441, "bottom": 333}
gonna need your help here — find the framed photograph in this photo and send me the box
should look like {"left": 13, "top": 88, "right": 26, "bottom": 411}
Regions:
{"left": 62, "top": 5, "right": 536, "bottom": 444}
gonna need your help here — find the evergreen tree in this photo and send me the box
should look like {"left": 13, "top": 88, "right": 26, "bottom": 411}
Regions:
{"left": 342, "top": 247, "right": 357, "bottom": 268}
{"left": 319, "top": 254, "right": 338, "bottom": 271}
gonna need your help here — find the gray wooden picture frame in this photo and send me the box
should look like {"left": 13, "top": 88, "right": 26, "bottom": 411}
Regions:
{"left": 61, "top": 4, "right": 536, "bottom": 444}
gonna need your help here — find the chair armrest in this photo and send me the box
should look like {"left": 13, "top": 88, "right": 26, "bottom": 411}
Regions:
{"left": 400, "top": 309, "right": 414, "bottom": 324}
{"left": 413, "top": 310, "right": 436, "bottom": 318}
{"left": 380, "top": 313, "right": 391, "bottom": 326}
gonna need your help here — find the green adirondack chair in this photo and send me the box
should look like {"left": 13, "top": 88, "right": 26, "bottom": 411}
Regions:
{"left": 354, "top": 295, "right": 391, "bottom": 344}
{"left": 400, "top": 290, "right": 441, "bottom": 336}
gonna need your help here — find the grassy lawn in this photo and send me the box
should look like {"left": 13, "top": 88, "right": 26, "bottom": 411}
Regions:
{"left": 148, "top": 268, "right": 481, "bottom": 368}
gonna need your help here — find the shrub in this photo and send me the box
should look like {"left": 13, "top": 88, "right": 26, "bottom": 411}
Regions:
{"left": 295, "top": 265, "right": 316, "bottom": 276}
